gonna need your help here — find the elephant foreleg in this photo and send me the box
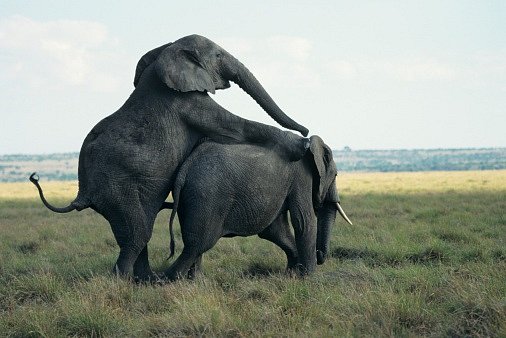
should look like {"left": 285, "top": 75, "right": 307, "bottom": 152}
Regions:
{"left": 258, "top": 213, "right": 298, "bottom": 272}
{"left": 289, "top": 204, "right": 317, "bottom": 276}
{"left": 187, "top": 254, "right": 202, "bottom": 280}
{"left": 133, "top": 245, "right": 159, "bottom": 282}
{"left": 183, "top": 102, "right": 309, "bottom": 161}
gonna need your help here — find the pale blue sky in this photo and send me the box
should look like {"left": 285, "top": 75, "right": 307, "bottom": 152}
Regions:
{"left": 1, "top": 1, "right": 505, "bottom": 154}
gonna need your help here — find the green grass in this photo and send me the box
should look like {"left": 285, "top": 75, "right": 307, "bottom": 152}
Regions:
{"left": 1, "top": 171, "right": 505, "bottom": 336}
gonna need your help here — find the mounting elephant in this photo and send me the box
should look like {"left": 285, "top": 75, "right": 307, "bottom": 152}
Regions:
{"left": 30, "top": 34, "right": 309, "bottom": 281}
{"left": 164, "top": 135, "right": 352, "bottom": 280}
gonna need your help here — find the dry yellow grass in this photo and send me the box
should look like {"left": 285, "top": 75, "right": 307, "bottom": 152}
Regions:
{"left": 0, "top": 180, "right": 78, "bottom": 200}
{"left": 4, "top": 170, "right": 505, "bottom": 201}
{"left": 338, "top": 169, "right": 506, "bottom": 194}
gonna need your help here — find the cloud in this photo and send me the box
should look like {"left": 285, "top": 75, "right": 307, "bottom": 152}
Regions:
{"left": 329, "top": 57, "right": 457, "bottom": 82}
{"left": 328, "top": 52, "right": 506, "bottom": 87}
{"left": 0, "top": 15, "right": 126, "bottom": 92}
{"left": 329, "top": 60, "right": 357, "bottom": 80}
{"left": 467, "top": 51, "right": 506, "bottom": 89}
{"left": 382, "top": 58, "right": 457, "bottom": 81}
{"left": 217, "top": 36, "right": 319, "bottom": 88}
{"left": 263, "top": 36, "right": 312, "bottom": 61}
{"left": 221, "top": 37, "right": 464, "bottom": 86}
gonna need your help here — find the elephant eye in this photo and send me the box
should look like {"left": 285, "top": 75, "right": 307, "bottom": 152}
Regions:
{"left": 216, "top": 52, "right": 222, "bottom": 58}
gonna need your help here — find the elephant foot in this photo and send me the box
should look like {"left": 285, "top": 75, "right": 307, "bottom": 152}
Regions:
{"left": 187, "top": 255, "right": 203, "bottom": 280}
{"left": 134, "top": 272, "right": 164, "bottom": 285}
{"left": 133, "top": 266, "right": 157, "bottom": 281}
{"left": 316, "top": 250, "right": 327, "bottom": 265}
{"left": 163, "top": 249, "right": 200, "bottom": 282}
{"left": 187, "top": 265, "right": 202, "bottom": 280}
{"left": 163, "top": 271, "right": 187, "bottom": 282}
{"left": 163, "top": 262, "right": 196, "bottom": 281}
{"left": 286, "top": 257, "right": 299, "bottom": 276}
{"left": 286, "top": 268, "right": 298, "bottom": 278}
{"left": 163, "top": 263, "right": 201, "bottom": 282}
{"left": 293, "top": 262, "right": 316, "bottom": 277}
{"left": 112, "top": 264, "right": 135, "bottom": 282}
{"left": 187, "top": 267, "right": 197, "bottom": 280}
{"left": 112, "top": 263, "right": 162, "bottom": 284}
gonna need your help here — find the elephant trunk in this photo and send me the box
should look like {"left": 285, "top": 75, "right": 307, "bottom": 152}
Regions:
{"left": 316, "top": 180, "right": 353, "bottom": 264}
{"left": 316, "top": 203, "right": 337, "bottom": 265}
{"left": 226, "top": 54, "right": 309, "bottom": 137}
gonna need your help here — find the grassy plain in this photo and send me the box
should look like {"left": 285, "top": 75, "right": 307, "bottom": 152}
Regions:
{"left": 0, "top": 171, "right": 505, "bottom": 336}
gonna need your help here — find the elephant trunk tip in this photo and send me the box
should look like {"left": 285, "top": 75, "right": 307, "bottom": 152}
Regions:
{"left": 29, "top": 172, "right": 39, "bottom": 183}
{"left": 316, "top": 250, "right": 327, "bottom": 265}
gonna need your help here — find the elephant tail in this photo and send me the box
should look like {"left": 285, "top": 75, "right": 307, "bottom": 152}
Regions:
{"left": 158, "top": 201, "right": 176, "bottom": 258}
{"left": 168, "top": 159, "right": 191, "bottom": 259}
{"left": 168, "top": 197, "right": 178, "bottom": 259}
{"left": 168, "top": 181, "right": 183, "bottom": 259}
{"left": 167, "top": 144, "right": 202, "bottom": 259}
{"left": 29, "top": 173, "right": 90, "bottom": 213}
{"left": 159, "top": 202, "right": 174, "bottom": 210}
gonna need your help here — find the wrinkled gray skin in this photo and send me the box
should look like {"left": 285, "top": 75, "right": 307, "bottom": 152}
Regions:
{"left": 30, "top": 34, "right": 309, "bottom": 281}
{"left": 166, "top": 135, "right": 345, "bottom": 280}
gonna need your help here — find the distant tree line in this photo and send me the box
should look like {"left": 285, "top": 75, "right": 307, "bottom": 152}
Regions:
{"left": 333, "top": 148, "right": 506, "bottom": 172}
{"left": 0, "top": 153, "right": 79, "bottom": 162}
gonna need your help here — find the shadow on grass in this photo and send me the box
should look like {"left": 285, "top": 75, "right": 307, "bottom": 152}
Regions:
{"left": 446, "top": 302, "right": 502, "bottom": 337}
{"left": 16, "top": 241, "right": 40, "bottom": 254}
{"left": 406, "top": 248, "right": 445, "bottom": 264}
{"left": 242, "top": 262, "right": 282, "bottom": 278}
{"left": 331, "top": 246, "right": 446, "bottom": 267}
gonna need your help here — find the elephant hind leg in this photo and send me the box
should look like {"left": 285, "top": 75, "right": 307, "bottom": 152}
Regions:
{"left": 164, "top": 248, "right": 201, "bottom": 281}
{"left": 258, "top": 213, "right": 298, "bottom": 271}
{"left": 164, "top": 225, "right": 218, "bottom": 281}
{"left": 106, "top": 199, "right": 156, "bottom": 280}
{"left": 165, "top": 200, "right": 221, "bottom": 281}
{"left": 133, "top": 245, "right": 159, "bottom": 282}
{"left": 187, "top": 254, "right": 203, "bottom": 280}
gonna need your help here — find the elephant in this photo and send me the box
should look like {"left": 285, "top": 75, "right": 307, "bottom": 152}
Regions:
{"left": 164, "top": 135, "right": 352, "bottom": 280}
{"left": 29, "top": 34, "right": 310, "bottom": 281}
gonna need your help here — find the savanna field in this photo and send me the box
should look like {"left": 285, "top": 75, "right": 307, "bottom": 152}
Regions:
{"left": 0, "top": 171, "right": 505, "bottom": 336}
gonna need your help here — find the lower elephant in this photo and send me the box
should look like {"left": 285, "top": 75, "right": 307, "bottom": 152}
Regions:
{"left": 164, "top": 135, "right": 352, "bottom": 280}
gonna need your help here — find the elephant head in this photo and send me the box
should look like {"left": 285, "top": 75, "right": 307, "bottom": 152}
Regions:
{"left": 308, "top": 136, "right": 352, "bottom": 265}
{"left": 133, "top": 34, "right": 309, "bottom": 137}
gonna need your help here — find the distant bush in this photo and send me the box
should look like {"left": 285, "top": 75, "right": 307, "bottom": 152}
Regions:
{"left": 0, "top": 152, "right": 79, "bottom": 163}
{"left": 334, "top": 148, "right": 506, "bottom": 172}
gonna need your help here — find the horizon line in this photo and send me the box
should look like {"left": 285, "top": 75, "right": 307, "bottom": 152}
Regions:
{"left": 1, "top": 146, "right": 506, "bottom": 157}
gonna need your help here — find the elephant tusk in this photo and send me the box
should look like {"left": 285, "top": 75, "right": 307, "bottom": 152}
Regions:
{"left": 336, "top": 202, "right": 353, "bottom": 225}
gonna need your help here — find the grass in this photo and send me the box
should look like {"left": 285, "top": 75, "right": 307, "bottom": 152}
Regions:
{"left": 0, "top": 170, "right": 505, "bottom": 336}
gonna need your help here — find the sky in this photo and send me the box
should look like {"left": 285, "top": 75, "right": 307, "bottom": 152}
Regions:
{"left": 1, "top": 1, "right": 505, "bottom": 154}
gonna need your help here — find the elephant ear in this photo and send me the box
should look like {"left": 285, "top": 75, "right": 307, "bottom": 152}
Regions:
{"left": 154, "top": 44, "right": 216, "bottom": 93}
{"left": 309, "top": 135, "right": 333, "bottom": 206}
{"left": 133, "top": 43, "right": 172, "bottom": 87}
